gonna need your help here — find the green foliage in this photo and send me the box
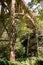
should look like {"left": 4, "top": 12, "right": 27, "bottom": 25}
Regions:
{"left": 0, "top": 59, "right": 27, "bottom": 65}
{"left": 35, "top": 0, "right": 40, "bottom": 3}
{"left": 0, "top": 57, "right": 43, "bottom": 65}
{"left": 15, "top": 38, "right": 25, "bottom": 58}
{"left": 0, "top": 0, "right": 43, "bottom": 61}
{"left": 0, "top": 41, "right": 10, "bottom": 60}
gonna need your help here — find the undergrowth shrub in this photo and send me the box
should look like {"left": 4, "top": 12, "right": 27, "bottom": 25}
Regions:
{"left": 0, "top": 57, "right": 43, "bottom": 65}
{"left": 0, "top": 59, "right": 27, "bottom": 65}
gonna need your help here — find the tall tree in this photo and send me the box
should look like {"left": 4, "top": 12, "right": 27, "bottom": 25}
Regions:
{"left": 10, "top": 0, "right": 16, "bottom": 62}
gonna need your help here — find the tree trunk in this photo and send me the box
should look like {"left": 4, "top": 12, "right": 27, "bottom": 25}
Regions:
{"left": 10, "top": 0, "right": 16, "bottom": 62}
{"left": 36, "top": 33, "right": 39, "bottom": 56}
{"left": 35, "top": 29, "right": 39, "bottom": 56}
{"left": 26, "top": 35, "right": 30, "bottom": 56}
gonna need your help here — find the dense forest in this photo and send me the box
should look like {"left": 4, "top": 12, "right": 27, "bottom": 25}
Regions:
{"left": 0, "top": 0, "right": 43, "bottom": 65}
